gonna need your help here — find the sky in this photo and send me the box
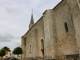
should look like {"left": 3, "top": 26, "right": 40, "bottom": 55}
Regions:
{"left": 0, "top": 0, "right": 61, "bottom": 51}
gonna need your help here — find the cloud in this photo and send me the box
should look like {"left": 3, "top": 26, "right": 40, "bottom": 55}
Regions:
{"left": 5, "top": 5, "right": 23, "bottom": 14}
{"left": 0, "top": 33, "right": 14, "bottom": 42}
{"left": 15, "top": 40, "right": 21, "bottom": 46}
{"left": 0, "top": 0, "right": 61, "bottom": 50}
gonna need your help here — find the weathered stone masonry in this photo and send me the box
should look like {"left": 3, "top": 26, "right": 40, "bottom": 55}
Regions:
{"left": 21, "top": 0, "right": 80, "bottom": 60}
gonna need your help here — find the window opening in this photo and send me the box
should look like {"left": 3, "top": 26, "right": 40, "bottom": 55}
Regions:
{"left": 41, "top": 39, "right": 44, "bottom": 59}
{"left": 64, "top": 22, "right": 68, "bottom": 33}
{"left": 30, "top": 45, "right": 31, "bottom": 53}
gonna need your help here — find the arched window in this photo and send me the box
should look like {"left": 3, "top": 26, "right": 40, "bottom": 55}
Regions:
{"left": 41, "top": 39, "right": 44, "bottom": 59}
{"left": 41, "top": 39, "right": 44, "bottom": 51}
{"left": 64, "top": 22, "right": 68, "bottom": 33}
{"left": 30, "top": 45, "right": 31, "bottom": 53}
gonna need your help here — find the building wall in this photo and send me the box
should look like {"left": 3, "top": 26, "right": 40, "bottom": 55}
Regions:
{"left": 67, "top": 0, "right": 80, "bottom": 55}
{"left": 43, "top": 9, "right": 58, "bottom": 59}
{"left": 21, "top": 36, "right": 26, "bottom": 60}
{"left": 21, "top": 0, "right": 80, "bottom": 60}
{"left": 53, "top": 0, "right": 79, "bottom": 56}
{"left": 23, "top": 17, "right": 44, "bottom": 60}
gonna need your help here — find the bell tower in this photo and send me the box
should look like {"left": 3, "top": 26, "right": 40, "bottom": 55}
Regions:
{"left": 29, "top": 11, "right": 34, "bottom": 29}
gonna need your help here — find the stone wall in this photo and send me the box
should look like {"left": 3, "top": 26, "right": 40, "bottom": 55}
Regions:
{"left": 43, "top": 9, "right": 58, "bottom": 59}
{"left": 21, "top": 0, "right": 80, "bottom": 60}
{"left": 21, "top": 36, "right": 26, "bottom": 60}
{"left": 23, "top": 17, "right": 45, "bottom": 60}
{"left": 53, "top": 0, "right": 79, "bottom": 59}
{"left": 67, "top": 0, "right": 80, "bottom": 56}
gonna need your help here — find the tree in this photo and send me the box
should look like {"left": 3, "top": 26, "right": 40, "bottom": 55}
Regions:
{"left": 0, "top": 49, "right": 6, "bottom": 60}
{"left": 13, "top": 47, "right": 23, "bottom": 59}
{"left": 2, "top": 46, "right": 10, "bottom": 51}
{"left": 2, "top": 46, "right": 11, "bottom": 57}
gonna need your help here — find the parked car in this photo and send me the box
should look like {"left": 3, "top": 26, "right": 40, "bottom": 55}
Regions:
{"left": 4, "top": 57, "right": 10, "bottom": 60}
{"left": 9, "top": 57, "right": 16, "bottom": 60}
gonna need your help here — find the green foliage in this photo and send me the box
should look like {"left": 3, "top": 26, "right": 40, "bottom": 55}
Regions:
{"left": 13, "top": 47, "right": 23, "bottom": 55}
{"left": 2, "top": 46, "right": 10, "bottom": 51}
{"left": 0, "top": 49, "right": 6, "bottom": 56}
{"left": 13, "top": 47, "right": 23, "bottom": 59}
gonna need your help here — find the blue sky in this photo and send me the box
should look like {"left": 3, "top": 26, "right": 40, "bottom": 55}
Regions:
{"left": 0, "top": 0, "right": 61, "bottom": 51}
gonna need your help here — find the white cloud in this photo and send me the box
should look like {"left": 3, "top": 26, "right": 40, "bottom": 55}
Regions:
{"left": 0, "top": 0, "right": 61, "bottom": 51}
{"left": 15, "top": 40, "right": 21, "bottom": 46}
{"left": 0, "top": 33, "right": 14, "bottom": 42}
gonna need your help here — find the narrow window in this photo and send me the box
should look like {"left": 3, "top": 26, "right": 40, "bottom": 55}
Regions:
{"left": 41, "top": 39, "right": 44, "bottom": 51}
{"left": 64, "top": 22, "right": 68, "bottom": 33}
{"left": 41, "top": 39, "right": 44, "bottom": 59}
{"left": 30, "top": 45, "right": 31, "bottom": 53}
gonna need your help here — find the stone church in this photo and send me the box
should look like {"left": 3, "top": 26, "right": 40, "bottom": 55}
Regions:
{"left": 21, "top": 0, "right": 80, "bottom": 60}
